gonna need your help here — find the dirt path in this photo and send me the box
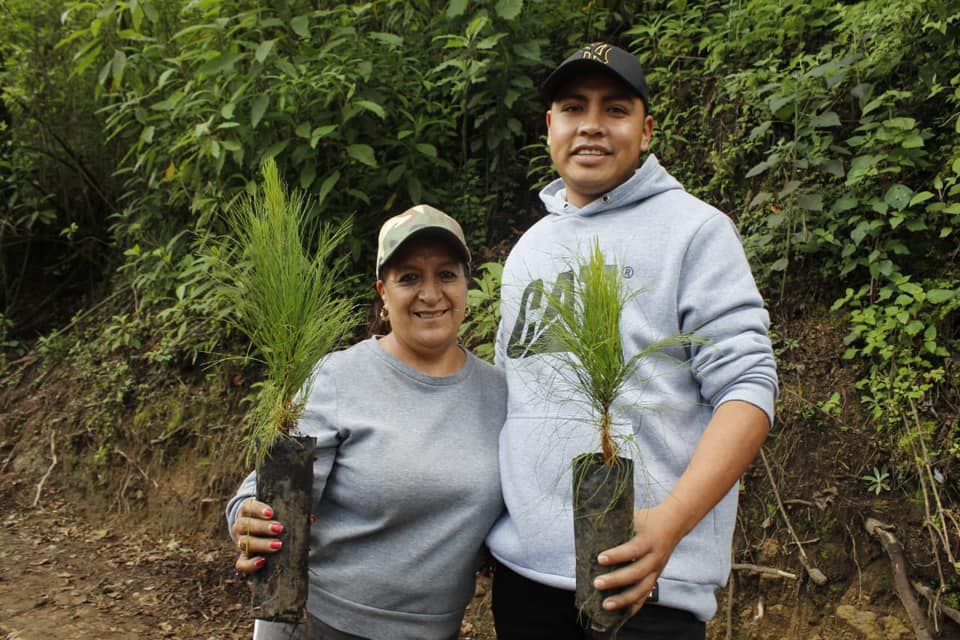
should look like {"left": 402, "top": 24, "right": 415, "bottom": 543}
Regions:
{"left": 0, "top": 475, "right": 253, "bottom": 640}
{"left": 0, "top": 473, "right": 496, "bottom": 640}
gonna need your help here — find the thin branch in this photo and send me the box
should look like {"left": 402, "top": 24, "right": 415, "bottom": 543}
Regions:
{"left": 732, "top": 563, "right": 798, "bottom": 580}
{"left": 32, "top": 431, "right": 57, "bottom": 507}
{"left": 114, "top": 447, "right": 158, "bottom": 489}
{"left": 760, "top": 447, "right": 828, "bottom": 585}
{"left": 912, "top": 580, "right": 960, "bottom": 628}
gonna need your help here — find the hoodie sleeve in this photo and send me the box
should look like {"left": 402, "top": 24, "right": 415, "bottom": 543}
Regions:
{"left": 677, "top": 213, "right": 779, "bottom": 425}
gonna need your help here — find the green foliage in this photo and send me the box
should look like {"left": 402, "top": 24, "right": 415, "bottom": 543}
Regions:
{"left": 459, "top": 261, "right": 503, "bottom": 363}
{"left": 862, "top": 466, "right": 892, "bottom": 495}
{"left": 2, "top": 0, "right": 956, "bottom": 517}
{"left": 0, "top": 0, "right": 120, "bottom": 335}
{"left": 219, "top": 159, "right": 359, "bottom": 464}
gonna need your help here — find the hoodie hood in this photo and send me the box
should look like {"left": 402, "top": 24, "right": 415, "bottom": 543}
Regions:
{"left": 539, "top": 153, "right": 684, "bottom": 217}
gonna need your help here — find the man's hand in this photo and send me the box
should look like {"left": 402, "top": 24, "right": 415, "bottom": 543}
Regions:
{"left": 592, "top": 504, "right": 685, "bottom": 614}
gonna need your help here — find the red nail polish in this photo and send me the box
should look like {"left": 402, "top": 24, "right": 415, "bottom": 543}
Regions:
{"left": 270, "top": 540, "right": 283, "bottom": 550}
{"left": 255, "top": 558, "right": 266, "bottom": 569}
{"left": 270, "top": 524, "right": 284, "bottom": 534}
{"left": 263, "top": 508, "right": 274, "bottom": 519}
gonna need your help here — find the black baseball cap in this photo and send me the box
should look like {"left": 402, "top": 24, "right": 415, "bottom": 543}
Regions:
{"left": 541, "top": 42, "right": 651, "bottom": 113}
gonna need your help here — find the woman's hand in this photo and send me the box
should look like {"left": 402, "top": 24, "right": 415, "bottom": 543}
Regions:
{"left": 232, "top": 499, "right": 285, "bottom": 575}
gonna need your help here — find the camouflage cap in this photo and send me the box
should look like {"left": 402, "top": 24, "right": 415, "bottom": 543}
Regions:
{"left": 376, "top": 204, "right": 471, "bottom": 277}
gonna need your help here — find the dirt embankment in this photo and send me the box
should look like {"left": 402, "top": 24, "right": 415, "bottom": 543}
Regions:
{"left": 1, "top": 310, "right": 959, "bottom": 639}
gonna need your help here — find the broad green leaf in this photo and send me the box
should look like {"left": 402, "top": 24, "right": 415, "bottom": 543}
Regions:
{"left": 822, "top": 159, "right": 844, "bottom": 177}
{"left": 221, "top": 102, "right": 236, "bottom": 119}
{"left": 902, "top": 133, "right": 924, "bottom": 148}
{"left": 251, "top": 95, "right": 269, "bottom": 128}
{"left": 904, "top": 320, "right": 924, "bottom": 336}
{"left": 748, "top": 191, "right": 772, "bottom": 209}
{"left": 927, "top": 289, "right": 957, "bottom": 304}
{"left": 884, "top": 184, "right": 913, "bottom": 210}
{"left": 810, "top": 111, "right": 840, "bottom": 128}
{"left": 797, "top": 194, "right": 823, "bottom": 211}
{"left": 311, "top": 126, "right": 338, "bottom": 148}
{"left": 495, "top": 0, "right": 523, "bottom": 19}
{"left": 387, "top": 164, "right": 405, "bottom": 186}
{"left": 261, "top": 140, "right": 289, "bottom": 161}
{"left": 371, "top": 32, "right": 403, "bottom": 48}
{"left": 832, "top": 194, "right": 859, "bottom": 212}
{"left": 316, "top": 171, "right": 341, "bottom": 207}
{"left": 447, "top": 0, "right": 468, "bottom": 18}
{"left": 200, "top": 52, "right": 243, "bottom": 76}
{"left": 347, "top": 144, "right": 377, "bottom": 168}
{"left": 769, "top": 95, "right": 793, "bottom": 115}
{"left": 140, "top": 126, "right": 155, "bottom": 144}
{"left": 850, "top": 221, "right": 869, "bottom": 245}
{"left": 745, "top": 161, "right": 769, "bottom": 178}
{"left": 355, "top": 100, "right": 386, "bottom": 120}
{"left": 513, "top": 41, "right": 541, "bottom": 62}
{"left": 909, "top": 191, "right": 934, "bottom": 206}
{"left": 291, "top": 15, "right": 310, "bottom": 38}
{"left": 295, "top": 123, "right": 312, "bottom": 139}
{"left": 255, "top": 39, "right": 276, "bottom": 64}
{"left": 466, "top": 16, "right": 490, "bottom": 40}
{"left": 158, "top": 68, "right": 176, "bottom": 88}
{"left": 300, "top": 163, "right": 316, "bottom": 190}
{"left": 477, "top": 34, "right": 507, "bottom": 50}
{"left": 406, "top": 174, "right": 423, "bottom": 203}
{"left": 142, "top": 1, "right": 159, "bottom": 22}
{"left": 883, "top": 117, "right": 916, "bottom": 130}
{"left": 111, "top": 50, "right": 127, "bottom": 86}
{"left": 415, "top": 143, "right": 438, "bottom": 158}
{"left": 770, "top": 257, "right": 788, "bottom": 271}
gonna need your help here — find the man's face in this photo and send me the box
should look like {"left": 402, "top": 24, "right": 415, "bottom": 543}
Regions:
{"left": 546, "top": 72, "right": 654, "bottom": 208}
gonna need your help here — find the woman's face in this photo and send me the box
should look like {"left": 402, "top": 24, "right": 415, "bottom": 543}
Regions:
{"left": 376, "top": 236, "right": 468, "bottom": 365}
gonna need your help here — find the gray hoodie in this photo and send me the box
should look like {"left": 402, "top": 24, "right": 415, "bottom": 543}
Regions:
{"left": 486, "top": 154, "right": 778, "bottom": 621}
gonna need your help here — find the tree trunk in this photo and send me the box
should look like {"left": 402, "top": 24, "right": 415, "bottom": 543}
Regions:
{"left": 573, "top": 453, "right": 635, "bottom": 637}
{"left": 252, "top": 435, "right": 315, "bottom": 623}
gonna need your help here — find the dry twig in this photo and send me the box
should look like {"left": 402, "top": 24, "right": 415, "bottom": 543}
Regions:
{"left": 912, "top": 580, "right": 960, "bottom": 629}
{"left": 32, "top": 431, "right": 57, "bottom": 507}
{"left": 760, "top": 448, "right": 828, "bottom": 585}
{"left": 732, "top": 563, "right": 798, "bottom": 580}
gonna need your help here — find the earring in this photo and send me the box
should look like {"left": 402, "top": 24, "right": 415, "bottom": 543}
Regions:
{"left": 463, "top": 305, "right": 471, "bottom": 318}
{"left": 380, "top": 307, "right": 389, "bottom": 320}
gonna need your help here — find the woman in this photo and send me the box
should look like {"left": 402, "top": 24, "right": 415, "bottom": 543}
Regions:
{"left": 226, "top": 205, "right": 506, "bottom": 640}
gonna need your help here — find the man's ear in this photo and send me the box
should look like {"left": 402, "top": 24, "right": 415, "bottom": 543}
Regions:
{"left": 639, "top": 114, "right": 655, "bottom": 153}
{"left": 545, "top": 110, "right": 553, "bottom": 144}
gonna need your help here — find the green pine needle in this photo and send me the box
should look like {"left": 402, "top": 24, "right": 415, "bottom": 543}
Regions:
{"left": 547, "top": 241, "right": 693, "bottom": 465}
{"left": 221, "top": 159, "right": 358, "bottom": 465}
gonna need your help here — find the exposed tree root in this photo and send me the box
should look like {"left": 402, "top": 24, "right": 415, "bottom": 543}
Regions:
{"left": 864, "top": 518, "right": 934, "bottom": 640}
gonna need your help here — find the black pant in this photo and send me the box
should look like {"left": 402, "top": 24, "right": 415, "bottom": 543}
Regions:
{"left": 492, "top": 563, "right": 706, "bottom": 640}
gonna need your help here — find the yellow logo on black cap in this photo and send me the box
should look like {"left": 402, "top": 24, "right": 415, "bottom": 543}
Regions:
{"left": 580, "top": 43, "right": 612, "bottom": 64}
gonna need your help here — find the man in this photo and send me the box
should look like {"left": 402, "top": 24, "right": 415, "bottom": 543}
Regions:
{"left": 486, "top": 42, "right": 779, "bottom": 639}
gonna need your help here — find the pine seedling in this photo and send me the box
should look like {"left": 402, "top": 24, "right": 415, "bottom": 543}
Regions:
{"left": 222, "top": 159, "right": 358, "bottom": 465}
{"left": 546, "top": 241, "right": 693, "bottom": 465}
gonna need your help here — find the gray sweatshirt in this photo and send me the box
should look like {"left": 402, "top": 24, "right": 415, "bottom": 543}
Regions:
{"left": 226, "top": 338, "right": 506, "bottom": 640}
{"left": 486, "top": 155, "right": 779, "bottom": 621}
